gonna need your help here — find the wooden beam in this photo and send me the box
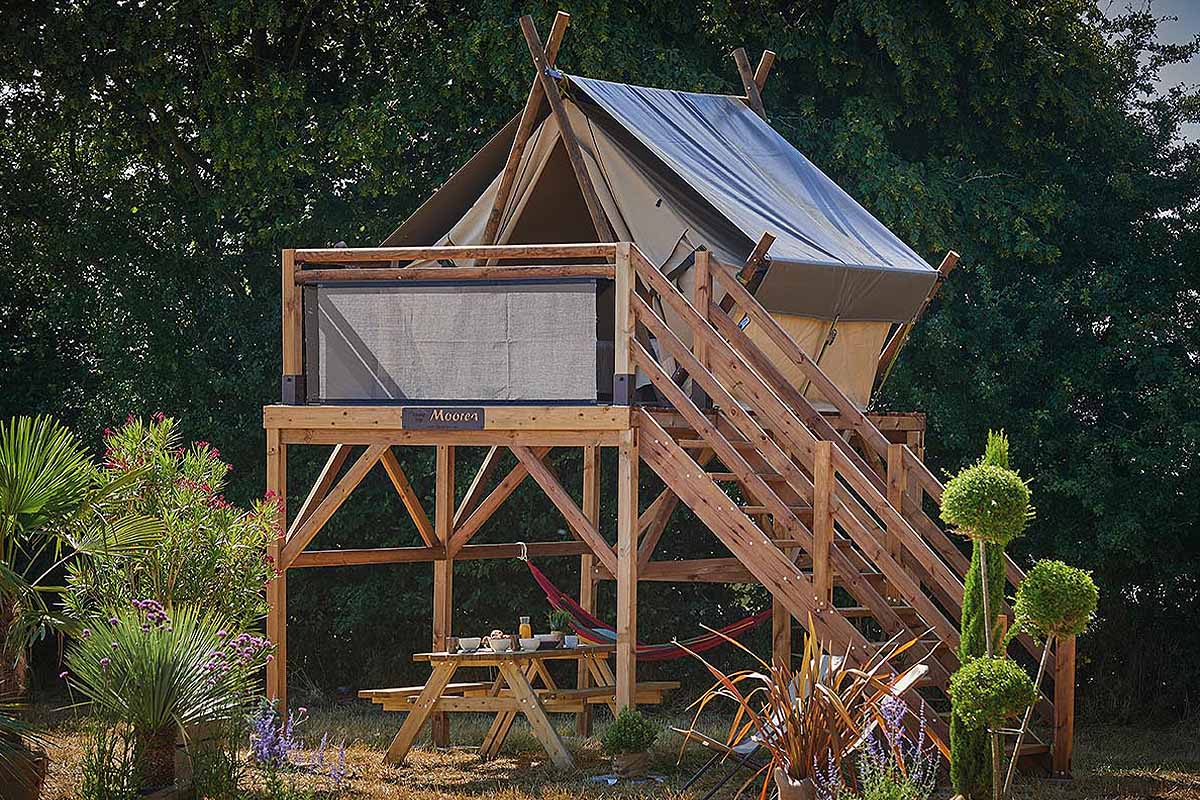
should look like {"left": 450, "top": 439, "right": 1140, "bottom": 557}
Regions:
{"left": 483, "top": 11, "right": 571, "bottom": 245}
{"left": 615, "top": 428, "right": 638, "bottom": 710}
{"left": 432, "top": 445, "right": 455, "bottom": 747}
{"left": 291, "top": 546, "right": 444, "bottom": 567}
{"left": 295, "top": 263, "right": 613, "bottom": 284}
{"left": 577, "top": 445, "right": 600, "bottom": 736}
{"left": 447, "top": 446, "right": 553, "bottom": 555}
{"left": 279, "top": 428, "right": 621, "bottom": 447}
{"left": 753, "top": 50, "right": 776, "bottom": 90}
{"left": 292, "top": 445, "right": 350, "bottom": 531}
{"left": 454, "top": 446, "right": 503, "bottom": 529}
{"left": 265, "top": 429, "right": 287, "bottom": 711}
{"left": 718, "top": 232, "right": 774, "bottom": 314}
{"left": 520, "top": 15, "right": 615, "bottom": 242}
{"left": 380, "top": 448, "right": 437, "bottom": 547}
{"left": 732, "top": 47, "right": 766, "bottom": 119}
{"left": 511, "top": 446, "right": 618, "bottom": 574}
{"left": 294, "top": 243, "right": 616, "bottom": 263}
{"left": 264, "top": 404, "right": 630, "bottom": 432}
{"left": 281, "top": 444, "right": 387, "bottom": 566}
{"left": 875, "top": 251, "right": 959, "bottom": 388}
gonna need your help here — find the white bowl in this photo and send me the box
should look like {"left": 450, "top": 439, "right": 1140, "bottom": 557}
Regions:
{"left": 458, "top": 637, "right": 481, "bottom": 651}
{"left": 488, "top": 638, "right": 511, "bottom": 653}
{"left": 519, "top": 638, "right": 539, "bottom": 651}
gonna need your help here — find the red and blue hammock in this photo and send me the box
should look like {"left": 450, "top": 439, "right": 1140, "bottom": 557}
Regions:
{"left": 523, "top": 558, "right": 772, "bottom": 661}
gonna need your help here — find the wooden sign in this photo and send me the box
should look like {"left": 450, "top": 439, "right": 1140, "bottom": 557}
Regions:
{"left": 402, "top": 407, "right": 485, "bottom": 430}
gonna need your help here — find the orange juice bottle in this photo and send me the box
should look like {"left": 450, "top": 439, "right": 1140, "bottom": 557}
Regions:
{"left": 519, "top": 616, "right": 532, "bottom": 639}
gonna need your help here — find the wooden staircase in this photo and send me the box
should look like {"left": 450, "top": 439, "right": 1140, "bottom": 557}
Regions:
{"left": 619, "top": 246, "right": 1065, "bottom": 753}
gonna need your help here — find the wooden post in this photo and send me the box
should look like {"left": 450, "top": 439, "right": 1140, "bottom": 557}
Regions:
{"left": 520, "top": 15, "right": 615, "bottom": 242}
{"left": 768, "top": 517, "right": 791, "bottom": 668}
{"left": 1053, "top": 635, "right": 1076, "bottom": 778}
{"left": 812, "top": 441, "right": 834, "bottom": 608}
{"left": 432, "top": 445, "right": 455, "bottom": 747}
{"left": 615, "top": 427, "right": 638, "bottom": 710}
{"left": 732, "top": 47, "right": 766, "bottom": 119}
{"left": 886, "top": 444, "right": 906, "bottom": 598}
{"left": 614, "top": 242, "right": 634, "bottom": 404}
{"left": 265, "top": 429, "right": 288, "bottom": 711}
{"left": 577, "top": 445, "right": 600, "bottom": 735}
{"left": 691, "top": 249, "right": 712, "bottom": 405}
{"left": 875, "top": 251, "right": 959, "bottom": 389}
{"left": 482, "top": 11, "right": 571, "bottom": 246}
{"left": 281, "top": 249, "right": 302, "bottom": 402}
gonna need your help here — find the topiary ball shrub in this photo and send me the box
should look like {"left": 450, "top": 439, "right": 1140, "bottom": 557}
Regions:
{"left": 949, "top": 656, "right": 1037, "bottom": 730}
{"left": 1014, "top": 559, "right": 1098, "bottom": 640}
{"left": 940, "top": 462, "right": 1031, "bottom": 545}
{"left": 602, "top": 706, "right": 659, "bottom": 755}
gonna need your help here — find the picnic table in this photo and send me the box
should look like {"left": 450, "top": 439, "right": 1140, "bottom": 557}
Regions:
{"left": 360, "top": 644, "right": 677, "bottom": 769}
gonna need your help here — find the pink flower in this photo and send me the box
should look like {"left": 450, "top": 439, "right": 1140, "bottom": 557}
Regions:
{"left": 152, "top": 411, "right": 165, "bottom": 422}
{"left": 59, "top": 671, "right": 68, "bottom": 680}
{"left": 100, "top": 658, "right": 110, "bottom": 669}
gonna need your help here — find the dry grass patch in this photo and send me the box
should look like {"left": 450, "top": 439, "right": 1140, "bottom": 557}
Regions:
{"left": 29, "top": 702, "right": 1200, "bottom": 799}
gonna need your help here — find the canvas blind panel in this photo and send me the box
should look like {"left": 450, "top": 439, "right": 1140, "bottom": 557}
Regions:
{"left": 306, "top": 281, "right": 598, "bottom": 403}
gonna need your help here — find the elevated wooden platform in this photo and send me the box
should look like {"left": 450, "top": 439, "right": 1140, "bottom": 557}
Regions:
{"left": 263, "top": 240, "right": 1076, "bottom": 776}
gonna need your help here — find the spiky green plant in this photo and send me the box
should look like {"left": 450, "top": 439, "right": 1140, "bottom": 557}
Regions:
{"left": 678, "top": 622, "right": 943, "bottom": 796}
{"left": 64, "top": 602, "right": 271, "bottom": 787}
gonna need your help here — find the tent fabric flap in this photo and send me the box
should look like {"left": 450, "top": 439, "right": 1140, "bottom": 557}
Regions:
{"left": 565, "top": 75, "right": 937, "bottom": 322}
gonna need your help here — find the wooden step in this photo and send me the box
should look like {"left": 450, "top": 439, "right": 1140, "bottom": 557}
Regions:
{"left": 676, "top": 438, "right": 756, "bottom": 449}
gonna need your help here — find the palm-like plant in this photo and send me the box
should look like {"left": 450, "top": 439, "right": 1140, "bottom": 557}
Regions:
{"left": 678, "top": 623, "right": 945, "bottom": 799}
{"left": 0, "top": 415, "right": 161, "bottom": 693}
{"left": 65, "top": 602, "right": 271, "bottom": 788}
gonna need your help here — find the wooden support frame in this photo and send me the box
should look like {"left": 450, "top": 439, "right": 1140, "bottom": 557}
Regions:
{"left": 732, "top": 47, "right": 766, "bottom": 118}
{"left": 381, "top": 448, "right": 437, "bottom": 547}
{"left": 483, "top": 11, "right": 571, "bottom": 245}
{"left": 520, "top": 15, "right": 615, "bottom": 242}
{"left": 718, "top": 232, "right": 775, "bottom": 314}
{"left": 875, "top": 251, "right": 959, "bottom": 389}
{"left": 1053, "top": 636, "right": 1076, "bottom": 777}
{"left": 577, "top": 445, "right": 600, "bottom": 736}
{"left": 265, "top": 429, "right": 287, "bottom": 711}
{"left": 431, "top": 445, "right": 455, "bottom": 747}
{"left": 615, "top": 428, "right": 638, "bottom": 710}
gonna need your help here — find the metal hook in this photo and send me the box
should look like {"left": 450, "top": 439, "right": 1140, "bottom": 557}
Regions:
{"left": 517, "top": 541, "right": 528, "bottom": 562}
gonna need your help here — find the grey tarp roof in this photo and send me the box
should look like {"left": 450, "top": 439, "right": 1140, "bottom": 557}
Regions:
{"left": 382, "top": 76, "right": 938, "bottom": 322}
{"left": 565, "top": 76, "right": 936, "bottom": 321}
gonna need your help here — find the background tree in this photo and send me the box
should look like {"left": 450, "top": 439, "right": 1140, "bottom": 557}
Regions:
{"left": 0, "top": 1, "right": 1196, "bottom": 713}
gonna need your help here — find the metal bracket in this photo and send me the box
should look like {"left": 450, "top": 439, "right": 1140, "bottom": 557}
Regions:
{"left": 612, "top": 373, "right": 635, "bottom": 405}
{"left": 281, "top": 374, "right": 306, "bottom": 405}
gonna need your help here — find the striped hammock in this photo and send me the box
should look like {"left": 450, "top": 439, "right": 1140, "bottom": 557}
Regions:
{"left": 523, "top": 559, "right": 772, "bottom": 661}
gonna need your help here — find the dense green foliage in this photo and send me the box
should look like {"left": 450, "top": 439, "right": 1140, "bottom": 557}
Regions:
{"left": 0, "top": 416, "right": 161, "bottom": 677}
{"left": 601, "top": 706, "right": 659, "bottom": 755}
{"left": 1, "top": 1, "right": 1197, "bottom": 714}
{"left": 63, "top": 416, "right": 277, "bottom": 628}
{"left": 940, "top": 464, "right": 1031, "bottom": 545}
{"left": 1014, "top": 560, "right": 1099, "bottom": 640}
{"left": 949, "top": 656, "right": 1038, "bottom": 730}
{"left": 546, "top": 608, "right": 573, "bottom": 633}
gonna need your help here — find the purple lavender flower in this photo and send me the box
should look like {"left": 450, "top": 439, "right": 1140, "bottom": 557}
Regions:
{"left": 329, "top": 739, "right": 348, "bottom": 788}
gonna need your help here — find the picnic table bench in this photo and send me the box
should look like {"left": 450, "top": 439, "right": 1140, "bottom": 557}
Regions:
{"left": 359, "top": 644, "right": 678, "bottom": 769}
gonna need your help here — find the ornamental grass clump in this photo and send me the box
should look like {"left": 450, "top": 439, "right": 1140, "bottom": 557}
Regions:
{"left": 63, "top": 601, "right": 271, "bottom": 789}
{"left": 680, "top": 621, "right": 939, "bottom": 799}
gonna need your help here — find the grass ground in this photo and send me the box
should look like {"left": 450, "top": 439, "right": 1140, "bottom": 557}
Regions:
{"left": 34, "top": 702, "right": 1200, "bottom": 799}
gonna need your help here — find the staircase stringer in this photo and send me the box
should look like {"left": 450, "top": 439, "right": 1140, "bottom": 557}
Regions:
{"left": 632, "top": 254, "right": 964, "bottom": 652}
{"left": 711, "top": 264, "right": 1028, "bottom": 595}
{"left": 630, "top": 338, "right": 956, "bottom": 690}
{"left": 637, "top": 410, "right": 951, "bottom": 744}
{"left": 631, "top": 304, "right": 958, "bottom": 689}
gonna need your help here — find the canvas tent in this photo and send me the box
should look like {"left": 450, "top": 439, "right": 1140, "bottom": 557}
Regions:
{"left": 376, "top": 73, "right": 938, "bottom": 407}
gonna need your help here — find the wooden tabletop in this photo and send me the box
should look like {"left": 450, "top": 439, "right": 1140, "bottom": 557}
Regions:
{"left": 414, "top": 643, "right": 614, "bottom": 664}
